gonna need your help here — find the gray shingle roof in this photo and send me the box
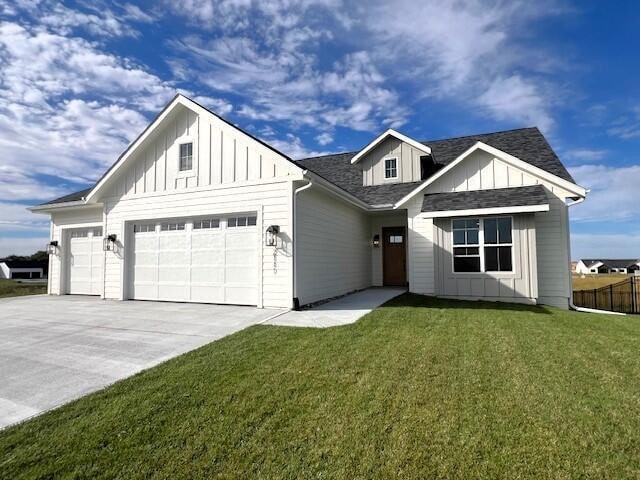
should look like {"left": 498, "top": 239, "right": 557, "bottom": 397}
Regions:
{"left": 43, "top": 126, "right": 574, "bottom": 208}
{"left": 42, "top": 187, "right": 92, "bottom": 205}
{"left": 580, "top": 259, "right": 640, "bottom": 269}
{"left": 421, "top": 185, "right": 549, "bottom": 213}
{"left": 296, "top": 127, "right": 575, "bottom": 207}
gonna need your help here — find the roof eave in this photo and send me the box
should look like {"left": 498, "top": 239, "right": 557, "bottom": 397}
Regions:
{"left": 29, "top": 200, "right": 102, "bottom": 213}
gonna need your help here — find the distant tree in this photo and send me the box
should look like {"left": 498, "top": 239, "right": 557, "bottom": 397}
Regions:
{"left": 29, "top": 251, "right": 48, "bottom": 262}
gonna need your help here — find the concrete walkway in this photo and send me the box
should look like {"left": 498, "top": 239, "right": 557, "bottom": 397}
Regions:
{"left": 0, "top": 295, "right": 283, "bottom": 429}
{"left": 267, "top": 287, "right": 406, "bottom": 328}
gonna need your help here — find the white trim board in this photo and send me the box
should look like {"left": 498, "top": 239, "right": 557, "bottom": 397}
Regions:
{"left": 394, "top": 141, "right": 587, "bottom": 208}
{"left": 419, "top": 204, "right": 549, "bottom": 219}
{"left": 350, "top": 129, "right": 431, "bottom": 165}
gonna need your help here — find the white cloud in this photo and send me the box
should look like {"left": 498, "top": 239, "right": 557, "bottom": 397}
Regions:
{"left": 316, "top": 132, "right": 333, "bottom": 146}
{"left": 358, "top": 0, "right": 562, "bottom": 131}
{"left": 121, "top": 3, "right": 157, "bottom": 23}
{"left": 0, "top": 236, "right": 50, "bottom": 257}
{"left": 39, "top": 3, "right": 136, "bottom": 38}
{"left": 0, "top": 202, "right": 50, "bottom": 231}
{"left": 564, "top": 148, "right": 608, "bottom": 162}
{"left": 569, "top": 164, "right": 640, "bottom": 222}
{"left": 174, "top": 36, "right": 408, "bottom": 133}
{"left": 265, "top": 134, "right": 328, "bottom": 159}
{"left": 571, "top": 232, "right": 640, "bottom": 260}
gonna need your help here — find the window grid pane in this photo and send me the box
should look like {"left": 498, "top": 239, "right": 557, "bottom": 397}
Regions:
{"left": 179, "top": 143, "right": 193, "bottom": 171}
{"left": 452, "top": 217, "right": 481, "bottom": 272}
{"left": 384, "top": 158, "right": 397, "bottom": 178}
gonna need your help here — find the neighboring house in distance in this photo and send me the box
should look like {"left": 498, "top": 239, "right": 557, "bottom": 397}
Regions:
{"left": 30, "top": 94, "right": 587, "bottom": 309}
{"left": 571, "top": 261, "right": 578, "bottom": 273}
{"left": 575, "top": 259, "right": 640, "bottom": 275}
{"left": 0, "top": 260, "right": 47, "bottom": 279}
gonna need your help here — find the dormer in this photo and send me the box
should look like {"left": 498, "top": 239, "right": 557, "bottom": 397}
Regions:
{"left": 351, "top": 129, "right": 434, "bottom": 186}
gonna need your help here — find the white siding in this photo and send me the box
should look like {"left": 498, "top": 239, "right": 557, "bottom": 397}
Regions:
{"left": 535, "top": 196, "right": 571, "bottom": 308}
{"left": 48, "top": 206, "right": 104, "bottom": 295}
{"left": 407, "top": 196, "right": 435, "bottom": 295}
{"left": 103, "top": 180, "right": 293, "bottom": 308}
{"left": 295, "top": 187, "right": 371, "bottom": 305}
{"left": 103, "top": 104, "right": 298, "bottom": 199}
{"left": 409, "top": 149, "right": 574, "bottom": 308}
{"left": 432, "top": 215, "right": 538, "bottom": 303}
{"left": 360, "top": 137, "right": 425, "bottom": 186}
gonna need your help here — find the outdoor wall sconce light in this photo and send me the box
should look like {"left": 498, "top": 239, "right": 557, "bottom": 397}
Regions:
{"left": 372, "top": 234, "right": 380, "bottom": 248}
{"left": 103, "top": 234, "right": 117, "bottom": 252}
{"left": 266, "top": 225, "right": 280, "bottom": 246}
{"left": 46, "top": 240, "right": 59, "bottom": 255}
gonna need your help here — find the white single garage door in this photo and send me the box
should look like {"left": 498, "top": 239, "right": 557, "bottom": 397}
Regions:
{"left": 67, "top": 227, "right": 103, "bottom": 295}
{"left": 130, "top": 214, "right": 259, "bottom": 305}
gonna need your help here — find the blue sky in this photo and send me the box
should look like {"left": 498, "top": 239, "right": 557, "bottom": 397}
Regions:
{"left": 0, "top": 0, "right": 639, "bottom": 259}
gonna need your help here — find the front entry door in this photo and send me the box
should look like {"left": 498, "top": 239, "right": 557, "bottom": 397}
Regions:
{"left": 383, "top": 227, "right": 407, "bottom": 286}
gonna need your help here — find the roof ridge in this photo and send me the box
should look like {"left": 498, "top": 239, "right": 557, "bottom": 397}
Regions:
{"left": 420, "top": 126, "right": 539, "bottom": 145}
{"left": 295, "top": 150, "right": 355, "bottom": 162}
{"left": 296, "top": 126, "right": 541, "bottom": 162}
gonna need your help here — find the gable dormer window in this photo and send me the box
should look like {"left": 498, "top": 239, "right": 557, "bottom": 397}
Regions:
{"left": 179, "top": 142, "right": 193, "bottom": 171}
{"left": 384, "top": 157, "right": 398, "bottom": 179}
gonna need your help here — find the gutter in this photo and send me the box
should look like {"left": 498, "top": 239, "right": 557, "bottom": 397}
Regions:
{"left": 292, "top": 178, "right": 314, "bottom": 309}
{"left": 565, "top": 195, "right": 624, "bottom": 315}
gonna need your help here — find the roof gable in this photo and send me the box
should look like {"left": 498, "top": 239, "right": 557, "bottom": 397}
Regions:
{"left": 350, "top": 129, "right": 431, "bottom": 165}
{"left": 84, "top": 94, "right": 300, "bottom": 203}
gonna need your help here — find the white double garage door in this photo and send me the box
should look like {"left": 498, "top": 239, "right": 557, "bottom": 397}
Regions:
{"left": 128, "top": 214, "right": 259, "bottom": 305}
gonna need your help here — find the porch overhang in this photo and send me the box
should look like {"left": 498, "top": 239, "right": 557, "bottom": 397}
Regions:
{"left": 419, "top": 185, "right": 550, "bottom": 219}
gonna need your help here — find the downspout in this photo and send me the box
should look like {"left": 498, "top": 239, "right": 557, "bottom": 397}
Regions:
{"left": 292, "top": 176, "right": 313, "bottom": 310}
{"left": 566, "top": 197, "right": 624, "bottom": 315}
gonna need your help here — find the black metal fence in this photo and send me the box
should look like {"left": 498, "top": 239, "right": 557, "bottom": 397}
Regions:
{"left": 573, "top": 276, "right": 640, "bottom": 314}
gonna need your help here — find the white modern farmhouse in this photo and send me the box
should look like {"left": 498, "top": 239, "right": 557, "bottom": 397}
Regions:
{"left": 31, "top": 94, "right": 587, "bottom": 309}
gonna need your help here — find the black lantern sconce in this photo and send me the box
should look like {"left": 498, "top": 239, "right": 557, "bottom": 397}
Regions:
{"left": 46, "top": 240, "right": 59, "bottom": 255}
{"left": 265, "top": 225, "right": 280, "bottom": 247}
{"left": 372, "top": 234, "right": 380, "bottom": 248}
{"left": 103, "top": 234, "right": 117, "bottom": 252}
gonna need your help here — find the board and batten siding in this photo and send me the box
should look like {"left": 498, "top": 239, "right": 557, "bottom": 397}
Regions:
{"left": 48, "top": 206, "right": 104, "bottom": 295}
{"left": 102, "top": 180, "right": 294, "bottom": 308}
{"left": 103, "top": 104, "right": 298, "bottom": 199}
{"left": 408, "top": 149, "right": 574, "bottom": 308}
{"left": 359, "top": 137, "right": 425, "bottom": 186}
{"left": 432, "top": 215, "right": 538, "bottom": 303}
{"left": 295, "top": 187, "right": 371, "bottom": 305}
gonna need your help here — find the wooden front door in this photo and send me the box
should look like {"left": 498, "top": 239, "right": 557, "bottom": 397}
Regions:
{"left": 383, "top": 227, "right": 407, "bottom": 286}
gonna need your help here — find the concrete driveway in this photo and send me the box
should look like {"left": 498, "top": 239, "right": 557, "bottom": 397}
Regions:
{"left": 0, "top": 295, "right": 283, "bottom": 429}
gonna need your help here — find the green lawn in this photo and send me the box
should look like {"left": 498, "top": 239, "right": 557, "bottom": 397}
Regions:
{"left": 0, "top": 279, "right": 46, "bottom": 298}
{"left": 1, "top": 294, "right": 639, "bottom": 479}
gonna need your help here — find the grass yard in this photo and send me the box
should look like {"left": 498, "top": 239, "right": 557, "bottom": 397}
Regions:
{"left": 0, "top": 279, "right": 46, "bottom": 298}
{"left": 572, "top": 274, "right": 632, "bottom": 290}
{"left": 1, "top": 294, "right": 640, "bottom": 479}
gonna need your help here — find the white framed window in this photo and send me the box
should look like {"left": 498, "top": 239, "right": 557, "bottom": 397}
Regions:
{"left": 178, "top": 142, "right": 193, "bottom": 171}
{"left": 389, "top": 235, "right": 404, "bottom": 244}
{"left": 483, "top": 217, "right": 513, "bottom": 272}
{"left": 452, "top": 219, "right": 481, "bottom": 272}
{"left": 227, "top": 215, "right": 257, "bottom": 228}
{"left": 160, "top": 222, "right": 185, "bottom": 232}
{"left": 384, "top": 157, "right": 398, "bottom": 179}
{"left": 193, "top": 219, "right": 220, "bottom": 230}
{"left": 452, "top": 217, "right": 513, "bottom": 273}
{"left": 92, "top": 227, "right": 103, "bottom": 237}
{"left": 134, "top": 224, "right": 156, "bottom": 234}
